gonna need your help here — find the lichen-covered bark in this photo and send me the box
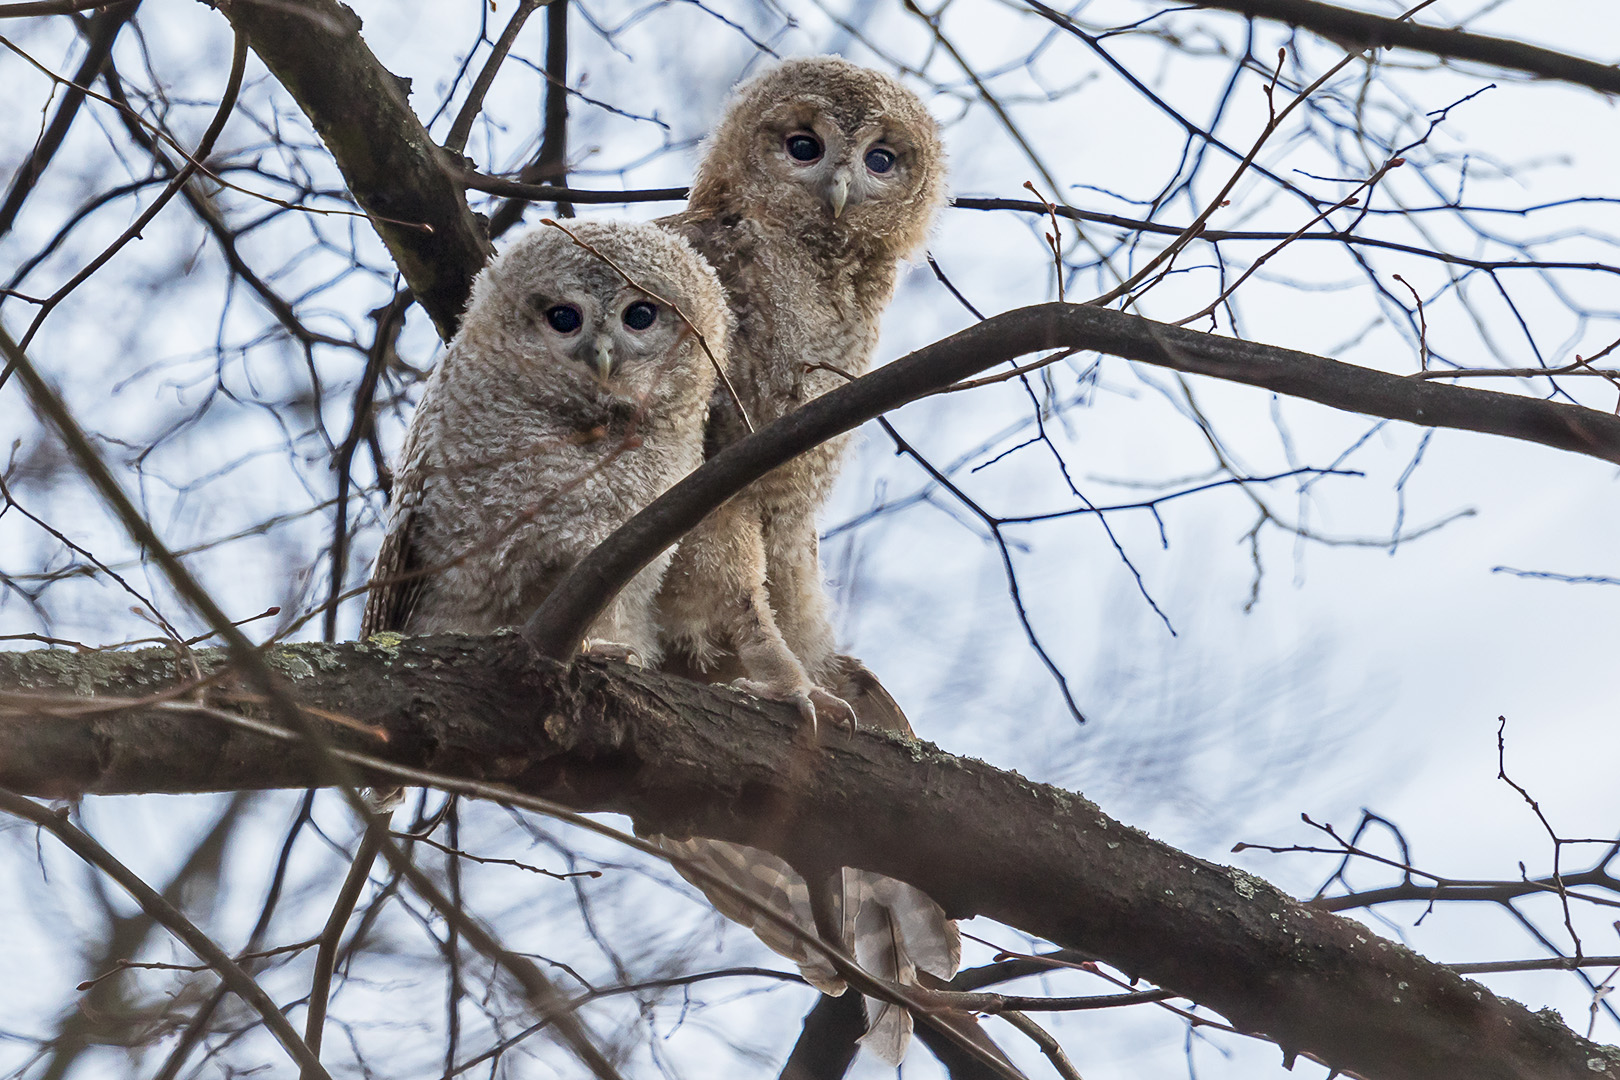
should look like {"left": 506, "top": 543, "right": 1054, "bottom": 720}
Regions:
{"left": 1, "top": 635, "right": 1616, "bottom": 1080}
{"left": 215, "top": 0, "right": 491, "bottom": 339}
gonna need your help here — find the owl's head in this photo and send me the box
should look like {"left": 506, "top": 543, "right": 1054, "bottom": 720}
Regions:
{"left": 457, "top": 221, "right": 726, "bottom": 409}
{"left": 689, "top": 56, "right": 946, "bottom": 259}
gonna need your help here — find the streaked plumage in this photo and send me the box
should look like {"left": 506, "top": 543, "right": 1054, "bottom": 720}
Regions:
{"left": 656, "top": 54, "right": 947, "bottom": 724}
{"left": 362, "top": 220, "right": 724, "bottom": 658}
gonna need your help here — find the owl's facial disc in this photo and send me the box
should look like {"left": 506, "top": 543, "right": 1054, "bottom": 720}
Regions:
{"left": 781, "top": 122, "right": 905, "bottom": 220}
{"left": 579, "top": 294, "right": 674, "bottom": 388}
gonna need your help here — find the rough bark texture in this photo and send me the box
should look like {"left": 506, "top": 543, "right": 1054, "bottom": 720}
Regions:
{"left": 216, "top": 0, "right": 491, "bottom": 340}
{"left": 2, "top": 636, "right": 1617, "bottom": 1080}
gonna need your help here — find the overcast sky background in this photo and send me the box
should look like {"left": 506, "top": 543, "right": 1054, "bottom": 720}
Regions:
{"left": 2, "top": 0, "right": 1618, "bottom": 1077}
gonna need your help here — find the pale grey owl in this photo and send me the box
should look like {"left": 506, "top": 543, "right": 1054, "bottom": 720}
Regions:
{"left": 649, "top": 57, "right": 957, "bottom": 1063}
{"left": 361, "top": 220, "right": 724, "bottom": 657}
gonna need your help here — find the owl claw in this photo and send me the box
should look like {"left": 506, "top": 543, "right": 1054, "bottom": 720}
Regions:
{"left": 581, "top": 639, "right": 645, "bottom": 667}
{"left": 808, "top": 687, "right": 858, "bottom": 736}
{"left": 732, "top": 679, "right": 857, "bottom": 738}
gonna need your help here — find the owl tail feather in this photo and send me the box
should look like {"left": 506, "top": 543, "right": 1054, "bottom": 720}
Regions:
{"left": 651, "top": 835, "right": 847, "bottom": 994}
{"left": 851, "top": 870, "right": 961, "bottom": 1064}
{"left": 651, "top": 834, "right": 960, "bottom": 1064}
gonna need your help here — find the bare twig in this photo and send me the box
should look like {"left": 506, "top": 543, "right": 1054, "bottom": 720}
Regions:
{"left": 1000, "top": 1011, "right": 1084, "bottom": 1080}
{"left": 1394, "top": 274, "right": 1430, "bottom": 371}
{"left": 443, "top": 0, "right": 542, "bottom": 156}
{"left": 12, "top": 26, "right": 247, "bottom": 350}
{"left": 0, "top": 0, "right": 136, "bottom": 240}
{"left": 0, "top": 788, "right": 335, "bottom": 1080}
{"left": 302, "top": 821, "right": 385, "bottom": 1075}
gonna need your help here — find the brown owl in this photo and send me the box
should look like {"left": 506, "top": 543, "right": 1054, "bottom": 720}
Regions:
{"left": 656, "top": 54, "right": 947, "bottom": 725}
{"left": 361, "top": 220, "right": 724, "bottom": 659}
{"left": 649, "top": 56, "right": 955, "bottom": 1063}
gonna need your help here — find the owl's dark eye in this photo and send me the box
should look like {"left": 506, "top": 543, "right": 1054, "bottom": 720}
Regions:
{"left": 545, "top": 304, "right": 583, "bottom": 333}
{"left": 622, "top": 301, "right": 658, "bottom": 331}
{"left": 864, "top": 147, "right": 896, "bottom": 174}
{"left": 785, "top": 133, "right": 823, "bottom": 163}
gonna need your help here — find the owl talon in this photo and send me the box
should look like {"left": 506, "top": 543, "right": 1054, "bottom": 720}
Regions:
{"left": 581, "top": 639, "right": 645, "bottom": 667}
{"left": 808, "top": 687, "right": 857, "bottom": 735}
{"left": 731, "top": 679, "right": 857, "bottom": 738}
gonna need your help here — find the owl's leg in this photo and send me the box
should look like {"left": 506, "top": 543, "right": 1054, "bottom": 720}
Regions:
{"left": 662, "top": 499, "right": 854, "bottom": 733}
{"left": 655, "top": 515, "right": 736, "bottom": 674}
{"left": 725, "top": 505, "right": 855, "bottom": 735}
{"left": 760, "top": 506, "right": 839, "bottom": 684}
{"left": 583, "top": 550, "right": 670, "bottom": 667}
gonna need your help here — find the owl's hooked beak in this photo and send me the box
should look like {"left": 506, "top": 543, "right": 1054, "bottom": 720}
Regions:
{"left": 827, "top": 170, "right": 853, "bottom": 219}
{"left": 588, "top": 338, "right": 615, "bottom": 383}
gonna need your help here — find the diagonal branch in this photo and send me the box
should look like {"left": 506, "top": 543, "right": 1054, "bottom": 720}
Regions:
{"left": 522, "top": 301, "right": 1620, "bottom": 660}
{"left": 487, "top": 0, "right": 572, "bottom": 237}
{"left": 443, "top": 0, "right": 542, "bottom": 156}
{"left": 0, "top": 0, "right": 137, "bottom": 240}
{"left": 1190, "top": 0, "right": 1620, "bottom": 94}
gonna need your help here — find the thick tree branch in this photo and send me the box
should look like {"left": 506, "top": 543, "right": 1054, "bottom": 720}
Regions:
{"left": 523, "top": 301, "right": 1620, "bottom": 659}
{"left": 1190, "top": 0, "right": 1620, "bottom": 95}
{"left": 1, "top": 636, "right": 1617, "bottom": 1080}
{"left": 215, "top": 0, "right": 491, "bottom": 340}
